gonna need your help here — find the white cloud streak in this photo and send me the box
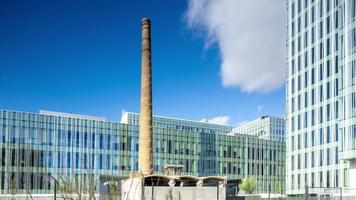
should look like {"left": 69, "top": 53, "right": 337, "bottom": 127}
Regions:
{"left": 200, "top": 116, "right": 230, "bottom": 125}
{"left": 184, "top": 0, "right": 286, "bottom": 92}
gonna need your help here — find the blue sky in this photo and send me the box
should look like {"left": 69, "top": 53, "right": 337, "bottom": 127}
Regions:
{"left": 0, "top": 0, "right": 285, "bottom": 125}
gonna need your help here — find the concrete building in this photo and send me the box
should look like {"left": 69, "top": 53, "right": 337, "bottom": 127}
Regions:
{"left": 286, "top": 0, "right": 356, "bottom": 195}
{"left": 0, "top": 109, "right": 285, "bottom": 195}
{"left": 233, "top": 116, "right": 285, "bottom": 142}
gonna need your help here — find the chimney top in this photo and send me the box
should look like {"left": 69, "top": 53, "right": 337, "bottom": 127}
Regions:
{"left": 141, "top": 18, "right": 151, "bottom": 25}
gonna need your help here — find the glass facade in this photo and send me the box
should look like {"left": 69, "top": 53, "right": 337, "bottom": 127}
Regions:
{"left": 286, "top": 0, "right": 356, "bottom": 195}
{"left": 233, "top": 116, "right": 286, "bottom": 142}
{"left": 0, "top": 109, "right": 285, "bottom": 194}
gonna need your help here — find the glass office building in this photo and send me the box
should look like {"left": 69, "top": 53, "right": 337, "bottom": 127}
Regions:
{"left": 286, "top": 0, "right": 356, "bottom": 195}
{"left": 0, "top": 109, "right": 285, "bottom": 194}
{"left": 232, "top": 116, "right": 286, "bottom": 142}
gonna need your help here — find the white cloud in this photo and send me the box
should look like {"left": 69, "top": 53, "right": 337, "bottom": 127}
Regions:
{"left": 200, "top": 116, "right": 230, "bottom": 125}
{"left": 184, "top": 0, "right": 286, "bottom": 92}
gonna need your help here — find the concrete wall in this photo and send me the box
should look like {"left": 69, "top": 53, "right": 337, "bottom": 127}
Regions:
{"left": 144, "top": 186, "right": 225, "bottom": 200}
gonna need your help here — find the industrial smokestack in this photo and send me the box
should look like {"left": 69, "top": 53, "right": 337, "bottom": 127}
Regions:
{"left": 139, "top": 18, "right": 153, "bottom": 175}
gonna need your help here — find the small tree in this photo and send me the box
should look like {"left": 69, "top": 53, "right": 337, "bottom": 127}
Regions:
{"left": 239, "top": 177, "right": 256, "bottom": 194}
{"left": 88, "top": 175, "right": 97, "bottom": 200}
{"left": 56, "top": 176, "right": 74, "bottom": 200}
{"left": 107, "top": 180, "right": 119, "bottom": 200}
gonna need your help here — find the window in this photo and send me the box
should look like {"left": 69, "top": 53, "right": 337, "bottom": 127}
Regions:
{"left": 304, "top": 11, "right": 308, "bottom": 28}
{"left": 304, "top": 52, "right": 308, "bottom": 68}
{"left": 326, "top": 148, "right": 330, "bottom": 165}
{"left": 335, "top": 78, "right": 339, "bottom": 96}
{"left": 326, "top": 0, "right": 330, "bottom": 12}
{"left": 335, "top": 147, "right": 339, "bottom": 164}
{"left": 99, "top": 134, "right": 103, "bottom": 149}
{"left": 92, "top": 133, "right": 95, "bottom": 148}
{"left": 84, "top": 132, "right": 88, "bottom": 148}
{"left": 67, "top": 131, "right": 71, "bottom": 147}
{"left": 76, "top": 132, "right": 80, "bottom": 147}
{"left": 304, "top": 153, "right": 308, "bottom": 168}
{"left": 334, "top": 11, "right": 339, "bottom": 29}
{"left": 76, "top": 152, "right": 79, "bottom": 168}
{"left": 304, "top": 111, "right": 308, "bottom": 127}
{"left": 326, "top": 16, "right": 331, "bottom": 34}
{"left": 326, "top": 126, "right": 331, "bottom": 143}
{"left": 304, "top": 32, "right": 308, "bottom": 48}
{"left": 319, "top": 128, "right": 323, "bottom": 144}
{"left": 305, "top": 92, "right": 308, "bottom": 108}
{"left": 304, "top": 71, "right": 308, "bottom": 87}
{"left": 304, "top": 132, "right": 308, "bottom": 148}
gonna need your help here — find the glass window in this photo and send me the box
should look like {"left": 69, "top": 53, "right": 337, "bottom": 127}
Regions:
{"left": 76, "top": 131, "right": 80, "bottom": 147}
{"left": 304, "top": 71, "right": 308, "bottom": 87}
{"left": 99, "top": 133, "right": 103, "bottom": 149}
{"left": 304, "top": 132, "right": 308, "bottom": 148}
{"left": 67, "top": 131, "right": 71, "bottom": 147}
{"left": 326, "top": 126, "right": 331, "bottom": 143}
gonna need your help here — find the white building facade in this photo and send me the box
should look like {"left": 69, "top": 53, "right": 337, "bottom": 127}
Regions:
{"left": 286, "top": 0, "right": 356, "bottom": 195}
